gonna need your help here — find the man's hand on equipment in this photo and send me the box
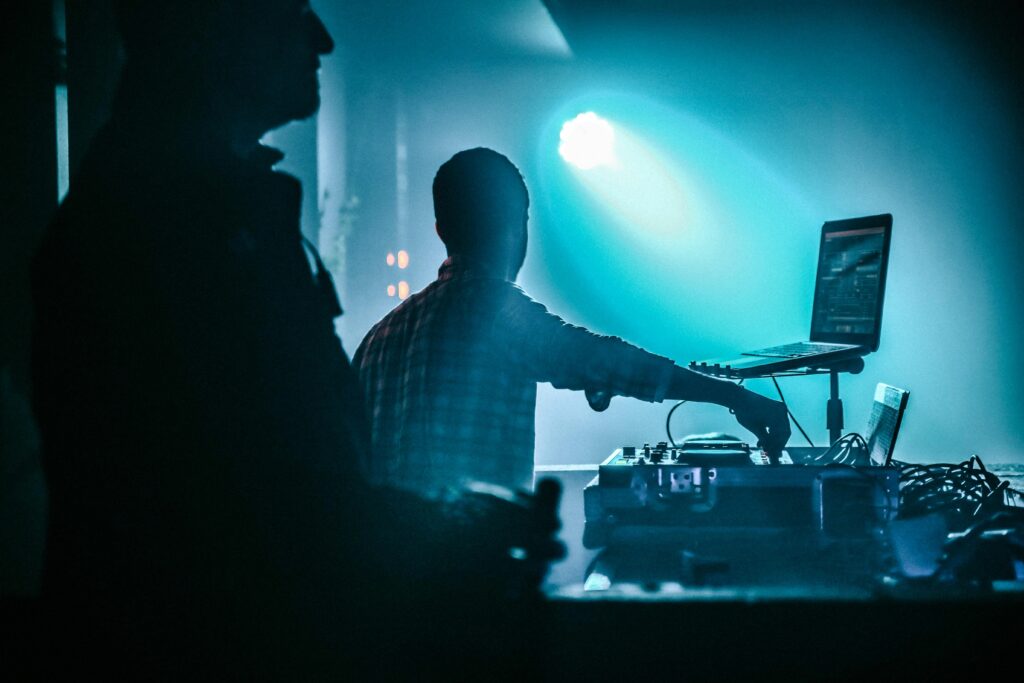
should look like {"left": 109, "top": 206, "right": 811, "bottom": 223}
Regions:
{"left": 730, "top": 389, "right": 791, "bottom": 459}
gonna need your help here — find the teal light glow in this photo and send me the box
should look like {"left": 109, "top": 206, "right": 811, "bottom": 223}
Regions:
{"left": 562, "top": 121, "right": 691, "bottom": 240}
{"left": 534, "top": 93, "right": 815, "bottom": 362}
{"left": 524, "top": 7, "right": 1023, "bottom": 475}
{"left": 558, "top": 112, "right": 616, "bottom": 170}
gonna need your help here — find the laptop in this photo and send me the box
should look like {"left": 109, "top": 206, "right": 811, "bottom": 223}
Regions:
{"left": 863, "top": 382, "right": 910, "bottom": 466}
{"left": 691, "top": 214, "right": 893, "bottom": 379}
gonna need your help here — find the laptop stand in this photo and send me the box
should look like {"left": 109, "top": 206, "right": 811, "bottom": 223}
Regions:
{"left": 747, "top": 357, "right": 866, "bottom": 446}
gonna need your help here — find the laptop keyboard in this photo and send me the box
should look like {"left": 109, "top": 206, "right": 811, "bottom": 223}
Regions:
{"left": 743, "top": 341, "right": 854, "bottom": 359}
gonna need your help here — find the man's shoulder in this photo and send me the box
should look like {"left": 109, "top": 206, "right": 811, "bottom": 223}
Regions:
{"left": 358, "top": 276, "right": 540, "bottom": 345}
{"left": 357, "top": 286, "right": 427, "bottom": 348}
{"left": 495, "top": 282, "right": 555, "bottom": 320}
{"left": 356, "top": 276, "right": 482, "bottom": 352}
{"left": 441, "top": 273, "right": 538, "bottom": 306}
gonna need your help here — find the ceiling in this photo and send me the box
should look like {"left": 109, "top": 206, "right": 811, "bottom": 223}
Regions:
{"left": 543, "top": 0, "right": 1020, "bottom": 67}
{"left": 324, "top": 0, "right": 571, "bottom": 66}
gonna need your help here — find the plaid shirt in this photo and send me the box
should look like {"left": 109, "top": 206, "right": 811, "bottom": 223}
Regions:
{"left": 353, "top": 256, "right": 675, "bottom": 494}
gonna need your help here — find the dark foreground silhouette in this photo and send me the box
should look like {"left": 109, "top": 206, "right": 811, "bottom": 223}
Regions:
{"left": 30, "top": 1, "right": 561, "bottom": 677}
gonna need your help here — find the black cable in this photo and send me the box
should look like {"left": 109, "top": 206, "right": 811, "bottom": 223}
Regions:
{"left": 895, "top": 454, "right": 1024, "bottom": 526}
{"left": 770, "top": 376, "right": 815, "bottom": 447}
{"left": 666, "top": 401, "right": 687, "bottom": 447}
{"left": 665, "top": 380, "right": 744, "bottom": 448}
{"left": 813, "top": 432, "right": 866, "bottom": 464}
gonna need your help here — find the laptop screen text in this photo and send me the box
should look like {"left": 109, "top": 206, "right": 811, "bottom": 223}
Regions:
{"left": 811, "top": 225, "right": 887, "bottom": 342}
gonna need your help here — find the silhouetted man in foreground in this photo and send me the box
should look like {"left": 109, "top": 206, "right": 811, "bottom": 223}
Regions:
{"left": 355, "top": 148, "right": 791, "bottom": 494}
{"left": 31, "top": 3, "right": 560, "bottom": 677}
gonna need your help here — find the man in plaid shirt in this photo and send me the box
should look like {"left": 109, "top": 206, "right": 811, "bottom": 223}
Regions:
{"left": 354, "top": 148, "right": 789, "bottom": 495}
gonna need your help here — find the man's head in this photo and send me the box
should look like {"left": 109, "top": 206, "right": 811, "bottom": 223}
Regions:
{"left": 113, "top": 0, "right": 333, "bottom": 135}
{"left": 432, "top": 148, "right": 530, "bottom": 280}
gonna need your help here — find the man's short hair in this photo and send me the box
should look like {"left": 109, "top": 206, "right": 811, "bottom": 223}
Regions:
{"left": 432, "top": 148, "right": 529, "bottom": 255}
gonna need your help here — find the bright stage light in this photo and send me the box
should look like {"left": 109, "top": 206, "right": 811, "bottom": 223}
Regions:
{"left": 559, "top": 112, "right": 616, "bottom": 170}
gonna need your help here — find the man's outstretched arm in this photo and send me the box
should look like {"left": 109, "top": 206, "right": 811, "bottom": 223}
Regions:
{"left": 504, "top": 287, "right": 791, "bottom": 454}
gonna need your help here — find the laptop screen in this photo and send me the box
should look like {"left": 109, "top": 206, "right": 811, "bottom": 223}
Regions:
{"left": 810, "top": 214, "right": 892, "bottom": 350}
{"left": 864, "top": 383, "right": 910, "bottom": 466}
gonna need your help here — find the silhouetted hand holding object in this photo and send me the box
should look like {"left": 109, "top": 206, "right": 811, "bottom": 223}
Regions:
{"left": 359, "top": 478, "right": 565, "bottom": 600}
{"left": 730, "top": 389, "right": 791, "bottom": 461}
{"left": 455, "top": 477, "right": 566, "bottom": 597}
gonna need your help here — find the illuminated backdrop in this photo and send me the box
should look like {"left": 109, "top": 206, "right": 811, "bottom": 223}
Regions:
{"left": 317, "top": 1, "right": 1023, "bottom": 466}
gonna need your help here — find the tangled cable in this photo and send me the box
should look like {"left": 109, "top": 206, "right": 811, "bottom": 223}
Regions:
{"left": 895, "top": 454, "right": 1022, "bottom": 528}
{"left": 813, "top": 432, "right": 868, "bottom": 465}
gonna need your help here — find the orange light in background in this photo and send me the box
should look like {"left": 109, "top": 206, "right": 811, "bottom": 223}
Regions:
{"left": 387, "top": 284, "right": 396, "bottom": 297}
{"left": 397, "top": 250, "right": 409, "bottom": 269}
{"left": 386, "top": 252, "right": 396, "bottom": 266}
{"left": 398, "top": 281, "right": 410, "bottom": 300}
